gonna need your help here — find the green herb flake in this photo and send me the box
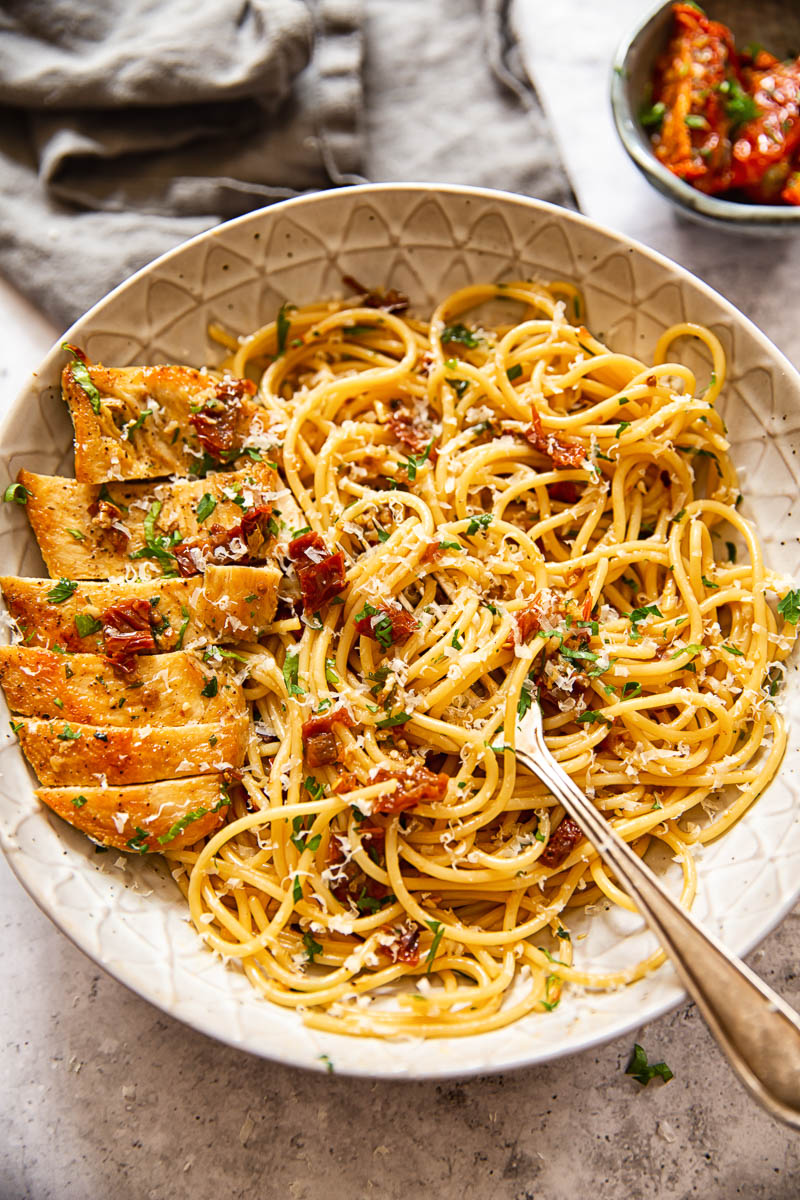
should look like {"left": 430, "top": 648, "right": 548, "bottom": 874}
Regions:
{"left": 276, "top": 302, "right": 296, "bottom": 356}
{"left": 466, "top": 512, "right": 493, "bottom": 536}
{"left": 625, "top": 1043, "right": 674, "bottom": 1087}
{"left": 575, "top": 710, "right": 612, "bottom": 726}
{"left": 615, "top": 421, "right": 631, "bottom": 439}
{"left": 292, "top": 875, "right": 303, "bottom": 903}
{"left": 376, "top": 711, "right": 411, "bottom": 729}
{"left": 725, "top": 541, "right": 737, "bottom": 563}
{"left": 196, "top": 493, "right": 217, "bottom": 523}
{"left": 506, "top": 364, "right": 523, "bottom": 382}
{"left": 126, "top": 826, "right": 151, "bottom": 855}
{"left": 75, "top": 612, "right": 102, "bottom": 638}
{"left": 201, "top": 676, "right": 218, "bottom": 698}
{"left": 622, "top": 681, "right": 642, "bottom": 698}
{"left": 325, "top": 657, "right": 340, "bottom": 687}
{"left": 3, "top": 482, "right": 31, "bottom": 505}
{"left": 777, "top": 588, "right": 800, "bottom": 625}
{"left": 717, "top": 76, "right": 760, "bottom": 129}
{"left": 701, "top": 575, "right": 719, "bottom": 590}
{"left": 62, "top": 343, "right": 102, "bottom": 414}
{"left": 71, "top": 794, "right": 88, "bottom": 808}
{"left": 639, "top": 100, "right": 667, "bottom": 128}
{"left": 425, "top": 919, "right": 445, "bottom": 973}
{"left": 283, "top": 649, "right": 304, "bottom": 697}
{"left": 46, "top": 578, "right": 78, "bottom": 605}
{"left": 124, "top": 408, "right": 153, "bottom": 439}
{"left": 157, "top": 807, "right": 208, "bottom": 845}
{"left": 451, "top": 629, "right": 463, "bottom": 650}
{"left": 56, "top": 723, "right": 81, "bottom": 741}
{"left": 441, "top": 323, "right": 481, "bottom": 349}
{"left": 175, "top": 606, "right": 190, "bottom": 651}
{"left": 303, "top": 931, "right": 323, "bottom": 962}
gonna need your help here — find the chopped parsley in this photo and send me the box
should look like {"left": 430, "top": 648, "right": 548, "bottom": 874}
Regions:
{"left": 615, "top": 421, "right": 631, "bottom": 439}
{"left": 66, "top": 528, "right": 85, "bottom": 541}
{"left": 126, "top": 827, "right": 150, "bottom": 855}
{"left": 575, "top": 710, "right": 612, "bottom": 726}
{"left": 175, "top": 606, "right": 191, "bottom": 651}
{"left": 376, "top": 711, "right": 411, "bottom": 729}
{"left": 506, "top": 364, "right": 523, "bottom": 382}
{"left": 405, "top": 439, "right": 434, "bottom": 481}
{"left": 440, "top": 323, "right": 481, "bottom": 348}
{"left": 3, "top": 482, "right": 31, "bottom": 505}
{"left": 128, "top": 500, "right": 181, "bottom": 574}
{"left": 778, "top": 588, "right": 800, "bottom": 625}
{"left": 196, "top": 493, "right": 217, "bottom": 523}
{"left": 722, "top": 643, "right": 744, "bottom": 657}
{"left": 325, "top": 657, "right": 340, "bottom": 687}
{"left": 466, "top": 512, "right": 493, "bottom": 536}
{"left": 46, "top": 578, "right": 78, "bottom": 605}
{"left": 622, "top": 681, "right": 642, "bottom": 698}
{"left": 517, "top": 668, "right": 538, "bottom": 720}
{"left": 75, "top": 612, "right": 102, "bottom": 638}
{"left": 276, "top": 302, "right": 296, "bottom": 355}
{"left": 451, "top": 629, "right": 463, "bottom": 650}
{"left": 425, "top": 919, "right": 445, "bottom": 973}
{"left": 124, "top": 408, "right": 153, "bottom": 439}
{"left": 447, "top": 377, "right": 469, "bottom": 399}
{"left": 56, "top": 724, "right": 81, "bottom": 742}
{"left": 629, "top": 604, "right": 661, "bottom": 634}
{"left": 201, "top": 676, "right": 218, "bottom": 698}
{"left": 71, "top": 795, "right": 88, "bottom": 808}
{"left": 283, "top": 649, "right": 304, "bottom": 697}
{"left": 157, "top": 807, "right": 208, "bottom": 845}
{"left": 303, "top": 931, "right": 323, "bottom": 962}
{"left": 701, "top": 575, "right": 719, "bottom": 589}
{"left": 62, "top": 343, "right": 102, "bottom": 413}
{"left": 625, "top": 1043, "right": 674, "bottom": 1087}
{"left": 292, "top": 875, "right": 303, "bottom": 903}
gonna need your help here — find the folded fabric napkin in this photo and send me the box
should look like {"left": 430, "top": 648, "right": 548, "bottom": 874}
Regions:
{"left": 0, "top": 0, "right": 573, "bottom": 329}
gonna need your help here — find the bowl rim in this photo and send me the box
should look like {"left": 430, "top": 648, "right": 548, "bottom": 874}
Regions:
{"left": 2, "top": 180, "right": 800, "bottom": 1078}
{"left": 610, "top": 0, "right": 800, "bottom": 226}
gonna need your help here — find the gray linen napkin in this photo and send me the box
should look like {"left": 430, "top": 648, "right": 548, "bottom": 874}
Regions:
{"left": 0, "top": 0, "right": 572, "bottom": 329}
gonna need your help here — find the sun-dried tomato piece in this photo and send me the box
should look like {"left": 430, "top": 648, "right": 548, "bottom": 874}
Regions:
{"left": 651, "top": 3, "right": 737, "bottom": 193}
{"left": 420, "top": 541, "right": 444, "bottom": 564}
{"left": 539, "top": 816, "right": 583, "bottom": 869}
{"left": 548, "top": 481, "right": 579, "bottom": 504}
{"left": 342, "top": 274, "right": 409, "bottom": 314}
{"left": 101, "top": 598, "right": 158, "bottom": 673}
{"left": 335, "top": 771, "right": 360, "bottom": 794}
{"left": 288, "top": 530, "right": 347, "bottom": 611}
{"left": 188, "top": 376, "right": 256, "bottom": 457}
{"left": 301, "top": 707, "right": 356, "bottom": 740}
{"left": 523, "top": 411, "right": 586, "bottom": 469}
{"left": 174, "top": 504, "right": 275, "bottom": 577}
{"left": 381, "top": 922, "right": 422, "bottom": 966}
{"left": 388, "top": 406, "right": 433, "bottom": 454}
{"left": 355, "top": 601, "right": 418, "bottom": 646}
{"left": 373, "top": 764, "right": 449, "bottom": 814}
{"left": 305, "top": 732, "right": 338, "bottom": 767}
{"left": 326, "top": 825, "right": 389, "bottom": 905}
{"left": 504, "top": 595, "right": 548, "bottom": 648}
{"left": 302, "top": 707, "right": 355, "bottom": 767}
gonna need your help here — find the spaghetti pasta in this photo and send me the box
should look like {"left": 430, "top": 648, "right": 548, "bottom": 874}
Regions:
{"left": 165, "top": 280, "right": 797, "bottom": 1038}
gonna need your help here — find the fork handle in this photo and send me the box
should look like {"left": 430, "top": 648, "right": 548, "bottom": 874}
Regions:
{"left": 517, "top": 740, "right": 800, "bottom": 1129}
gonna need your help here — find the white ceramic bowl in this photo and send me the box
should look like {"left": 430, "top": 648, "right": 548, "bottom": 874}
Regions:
{"left": 1, "top": 184, "right": 799, "bottom": 1078}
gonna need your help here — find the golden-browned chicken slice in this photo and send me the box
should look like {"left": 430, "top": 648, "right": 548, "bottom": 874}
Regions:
{"left": 36, "top": 774, "right": 231, "bottom": 852}
{"left": 62, "top": 348, "right": 271, "bottom": 483}
{"left": 0, "top": 572, "right": 278, "bottom": 656}
{"left": 19, "top": 460, "right": 279, "bottom": 579}
{"left": 198, "top": 564, "right": 282, "bottom": 640}
{"left": 0, "top": 646, "right": 245, "bottom": 726}
{"left": 16, "top": 712, "right": 248, "bottom": 786}
{"left": 0, "top": 576, "right": 203, "bottom": 654}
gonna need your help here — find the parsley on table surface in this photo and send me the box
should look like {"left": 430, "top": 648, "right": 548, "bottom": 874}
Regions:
{"left": 625, "top": 1043, "right": 674, "bottom": 1087}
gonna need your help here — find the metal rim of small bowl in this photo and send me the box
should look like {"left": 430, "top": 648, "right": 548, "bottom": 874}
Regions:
{"left": 610, "top": 0, "right": 800, "bottom": 229}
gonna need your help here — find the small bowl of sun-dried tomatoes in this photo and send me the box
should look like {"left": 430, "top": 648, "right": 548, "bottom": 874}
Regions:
{"left": 611, "top": 0, "right": 800, "bottom": 228}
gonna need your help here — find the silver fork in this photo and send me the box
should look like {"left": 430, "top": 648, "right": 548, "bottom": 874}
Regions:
{"left": 515, "top": 703, "right": 800, "bottom": 1130}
